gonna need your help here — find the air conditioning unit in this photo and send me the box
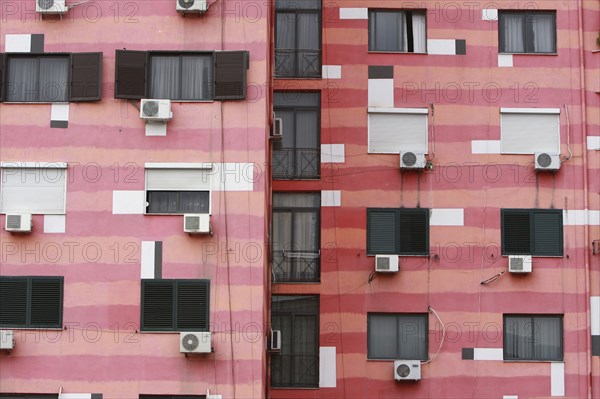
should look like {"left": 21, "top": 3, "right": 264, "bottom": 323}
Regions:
{"left": 37, "top": 0, "right": 67, "bottom": 14}
{"left": 176, "top": 0, "right": 208, "bottom": 13}
{"left": 400, "top": 151, "right": 426, "bottom": 169}
{"left": 271, "top": 118, "right": 283, "bottom": 138}
{"left": 180, "top": 332, "right": 212, "bottom": 354}
{"left": 5, "top": 214, "right": 32, "bottom": 233}
{"left": 394, "top": 360, "right": 421, "bottom": 381}
{"left": 508, "top": 255, "right": 532, "bottom": 273}
{"left": 140, "top": 99, "right": 173, "bottom": 122}
{"left": 0, "top": 330, "right": 14, "bottom": 351}
{"left": 270, "top": 329, "right": 281, "bottom": 352}
{"left": 375, "top": 255, "right": 399, "bottom": 273}
{"left": 184, "top": 214, "right": 211, "bottom": 234}
{"left": 535, "top": 153, "right": 560, "bottom": 171}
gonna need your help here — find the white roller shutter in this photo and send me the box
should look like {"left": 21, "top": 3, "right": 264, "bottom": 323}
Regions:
{"left": 1, "top": 167, "right": 67, "bottom": 214}
{"left": 368, "top": 111, "right": 428, "bottom": 153}
{"left": 501, "top": 110, "right": 560, "bottom": 154}
{"left": 146, "top": 168, "right": 211, "bottom": 191}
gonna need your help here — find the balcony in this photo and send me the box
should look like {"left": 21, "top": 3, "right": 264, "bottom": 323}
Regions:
{"left": 275, "top": 49, "right": 321, "bottom": 79}
{"left": 272, "top": 250, "right": 320, "bottom": 283}
{"left": 273, "top": 148, "right": 320, "bottom": 180}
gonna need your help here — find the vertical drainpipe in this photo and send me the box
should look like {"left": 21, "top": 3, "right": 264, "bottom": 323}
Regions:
{"left": 576, "top": 0, "right": 592, "bottom": 398}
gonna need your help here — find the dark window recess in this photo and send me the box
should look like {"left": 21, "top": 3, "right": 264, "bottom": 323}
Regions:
{"left": 272, "top": 193, "right": 320, "bottom": 282}
{"left": 141, "top": 279, "right": 210, "bottom": 332}
{"left": 114, "top": 50, "right": 249, "bottom": 101}
{"left": 146, "top": 191, "right": 210, "bottom": 214}
{"left": 501, "top": 209, "right": 563, "bottom": 256}
{"left": 368, "top": 313, "right": 428, "bottom": 360}
{"left": 140, "top": 396, "right": 206, "bottom": 399}
{"left": 271, "top": 295, "right": 319, "bottom": 388}
{"left": 367, "top": 208, "right": 429, "bottom": 256}
{"left": 504, "top": 315, "right": 563, "bottom": 361}
{"left": 0, "top": 276, "right": 63, "bottom": 329}
{"left": 0, "top": 52, "right": 102, "bottom": 103}
{"left": 0, "top": 395, "right": 59, "bottom": 399}
{"left": 273, "top": 92, "right": 320, "bottom": 180}
{"left": 274, "top": 0, "right": 321, "bottom": 78}
{"left": 498, "top": 11, "right": 556, "bottom": 54}
{"left": 368, "top": 10, "right": 427, "bottom": 52}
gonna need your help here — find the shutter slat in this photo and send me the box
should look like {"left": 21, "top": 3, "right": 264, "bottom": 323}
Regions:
{"left": 0, "top": 279, "right": 28, "bottom": 326}
{"left": 70, "top": 52, "right": 102, "bottom": 101}
{"left": 176, "top": 281, "right": 209, "bottom": 331}
{"left": 30, "top": 278, "right": 62, "bottom": 328}
{"left": 115, "top": 50, "right": 147, "bottom": 99}
{"left": 368, "top": 210, "right": 397, "bottom": 254}
{"left": 0, "top": 53, "right": 5, "bottom": 102}
{"left": 214, "top": 51, "right": 248, "bottom": 100}
{"left": 503, "top": 211, "right": 531, "bottom": 254}
{"left": 142, "top": 282, "right": 174, "bottom": 330}
{"left": 398, "top": 210, "right": 428, "bottom": 255}
{"left": 533, "top": 211, "right": 562, "bottom": 256}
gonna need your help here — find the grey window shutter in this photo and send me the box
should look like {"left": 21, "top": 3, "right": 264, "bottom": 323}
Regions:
{"left": 70, "top": 52, "right": 102, "bottom": 101}
{"left": 30, "top": 277, "right": 63, "bottom": 328}
{"left": 533, "top": 210, "right": 563, "bottom": 256}
{"left": 502, "top": 210, "right": 531, "bottom": 254}
{"left": 0, "top": 278, "right": 27, "bottom": 327}
{"left": 115, "top": 50, "right": 148, "bottom": 99}
{"left": 214, "top": 51, "right": 249, "bottom": 100}
{"left": 368, "top": 209, "right": 398, "bottom": 255}
{"left": 399, "top": 209, "right": 429, "bottom": 255}
{"left": 0, "top": 53, "right": 5, "bottom": 102}
{"left": 142, "top": 281, "right": 174, "bottom": 330}
{"left": 176, "top": 280, "right": 209, "bottom": 331}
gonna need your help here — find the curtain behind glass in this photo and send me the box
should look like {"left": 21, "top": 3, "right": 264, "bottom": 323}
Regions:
{"left": 370, "top": 11, "right": 406, "bottom": 51}
{"left": 275, "top": 13, "right": 296, "bottom": 76}
{"left": 293, "top": 315, "right": 318, "bottom": 386}
{"left": 181, "top": 55, "right": 212, "bottom": 100}
{"left": 505, "top": 317, "right": 534, "bottom": 359}
{"left": 297, "top": 13, "right": 320, "bottom": 76}
{"left": 295, "top": 110, "right": 319, "bottom": 177}
{"left": 39, "top": 57, "right": 69, "bottom": 102}
{"left": 147, "top": 191, "right": 208, "bottom": 213}
{"left": 534, "top": 317, "right": 562, "bottom": 360}
{"left": 369, "top": 315, "right": 397, "bottom": 359}
{"left": 502, "top": 14, "right": 525, "bottom": 52}
{"left": 529, "top": 13, "right": 555, "bottom": 52}
{"left": 412, "top": 12, "right": 427, "bottom": 53}
{"left": 7, "top": 58, "right": 38, "bottom": 102}
{"left": 150, "top": 56, "right": 180, "bottom": 99}
{"left": 398, "top": 316, "right": 427, "bottom": 360}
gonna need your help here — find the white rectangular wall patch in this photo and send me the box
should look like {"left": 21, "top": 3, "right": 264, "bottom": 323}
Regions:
{"left": 319, "top": 346, "right": 337, "bottom": 387}
{"left": 321, "top": 190, "right": 341, "bottom": 207}
{"left": 471, "top": 140, "right": 502, "bottom": 154}
{"left": 368, "top": 79, "right": 394, "bottom": 108}
{"left": 141, "top": 241, "right": 162, "bottom": 279}
{"left": 430, "top": 209, "right": 464, "bottom": 226}
{"left": 44, "top": 215, "right": 66, "bottom": 233}
{"left": 427, "top": 39, "right": 456, "bottom": 55}
{"left": 321, "top": 144, "right": 345, "bottom": 163}
{"left": 50, "top": 104, "right": 70, "bottom": 129}
{"left": 146, "top": 123, "right": 167, "bottom": 137}
{"left": 339, "top": 8, "right": 368, "bottom": 19}
{"left": 482, "top": 9, "right": 498, "bottom": 21}
{"left": 112, "top": 190, "right": 145, "bottom": 214}
{"left": 588, "top": 136, "right": 600, "bottom": 150}
{"left": 473, "top": 348, "right": 504, "bottom": 360}
{"left": 550, "top": 362, "right": 565, "bottom": 397}
{"left": 563, "top": 210, "right": 600, "bottom": 226}
{"left": 498, "top": 54, "right": 514, "bottom": 68}
{"left": 591, "top": 297, "right": 600, "bottom": 336}
{"left": 322, "top": 65, "right": 341, "bottom": 79}
{"left": 59, "top": 394, "right": 102, "bottom": 399}
{"left": 5, "top": 34, "right": 44, "bottom": 53}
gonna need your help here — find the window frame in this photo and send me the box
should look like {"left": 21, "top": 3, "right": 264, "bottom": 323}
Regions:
{"left": 140, "top": 279, "right": 210, "bottom": 333}
{"left": 148, "top": 52, "right": 214, "bottom": 102}
{"left": 367, "top": 313, "right": 429, "bottom": 361}
{"left": 501, "top": 208, "right": 564, "bottom": 257}
{"left": 0, "top": 276, "right": 64, "bottom": 329}
{"left": 368, "top": 9, "right": 428, "bottom": 53}
{"left": 498, "top": 10, "right": 557, "bottom": 55}
{"left": 367, "top": 208, "right": 430, "bottom": 256}
{"left": 503, "top": 314, "right": 564, "bottom": 361}
{"left": 274, "top": 2, "right": 322, "bottom": 78}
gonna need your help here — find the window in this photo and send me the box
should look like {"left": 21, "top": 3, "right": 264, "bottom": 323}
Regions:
{"left": 0, "top": 53, "right": 102, "bottom": 102}
{"left": 367, "top": 208, "right": 429, "bottom": 256}
{"left": 504, "top": 315, "right": 563, "bottom": 361}
{"left": 368, "top": 108, "right": 428, "bottom": 154}
{"left": 140, "top": 396, "right": 205, "bottom": 399}
{"left": 500, "top": 109, "right": 560, "bottom": 154}
{"left": 0, "top": 396, "right": 58, "bottom": 399}
{"left": 141, "top": 279, "right": 209, "bottom": 332}
{"left": 369, "top": 10, "right": 427, "bottom": 53}
{"left": 501, "top": 209, "right": 563, "bottom": 256}
{"left": 271, "top": 295, "right": 319, "bottom": 388}
{"left": 145, "top": 165, "right": 211, "bottom": 215}
{"left": 273, "top": 92, "right": 320, "bottom": 179}
{"left": 368, "top": 313, "right": 428, "bottom": 360}
{"left": 0, "top": 276, "right": 63, "bottom": 329}
{"left": 0, "top": 163, "right": 67, "bottom": 215}
{"left": 272, "top": 193, "right": 320, "bottom": 282}
{"left": 275, "top": 0, "right": 321, "bottom": 78}
{"left": 114, "top": 50, "right": 249, "bottom": 101}
{"left": 499, "top": 11, "right": 556, "bottom": 54}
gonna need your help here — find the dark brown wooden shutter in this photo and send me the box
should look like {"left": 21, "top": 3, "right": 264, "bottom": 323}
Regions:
{"left": 176, "top": 280, "right": 209, "bottom": 331}
{"left": 30, "top": 277, "right": 63, "bottom": 328}
{"left": 214, "top": 51, "right": 249, "bottom": 100}
{"left": 70, "top": 52, "right": 102, "bottom": 101}
{"left": 367, "top": 209, "right": 398, "bottom": 255}
{"left": 502, "top": 210, "right": 531, "bottom": 254}
{"left": 0, "top": 53, "right": 5, "bottom": 102}
{"left": 142, "top": 280, "right": 174, "bottom": 330}
{"left": 114, "top": 50, "right": 148, "bottom": 99}
{"left": 0, "top": 277, "right": 27, "bottom": 327}
{"left": 532, "top": 210, "right": 563, "bottom": 256}
{"left": 398, "top": 209, "right": 429, "bottom": 255}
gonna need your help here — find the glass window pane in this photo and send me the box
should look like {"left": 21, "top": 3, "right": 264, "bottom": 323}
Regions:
{"left": 534, "top": 317, "right": 562, "bottom": 360}
{"left": 150, "top": 56, "right": 181, "bottom": 99}
{"left": 398, "top": 315, "right": 427, "bottom": 360}
{"left": 181, "top": 55, "right": 212, "bottom": 100}
{"left": 501, "top": 13, "right": 525, "bottom": 52}
{"left": 7, "top": 58, "right": 38, "bottom": 102}
{"left": 505, "top": 317, "right": 534, "bottom": 360}
{"left": 39, "top": 57, "right": 69, "bottom": 102}
{"left": 369, "top": 314, "right": 398, "bottom": 359}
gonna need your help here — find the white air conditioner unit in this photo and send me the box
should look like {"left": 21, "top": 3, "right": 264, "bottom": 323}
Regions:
{"left": 5, "top": 214, "right": 32, "bottom": 233}
{"left": 184, "top": 214, "right": 211, "bottom": 234}
{"left": 0, "top": 330, "right": 14, "bottom": 351}
{"left": 508, "top": 255, "right": 532, "bottom": 273}
{"left": 140, "top": 99, "right": 173, "bottom": 122}
{"left": 270, "top": 329, "right": 281, "bottom": 352}
{"left": 176, "top": 0, "right": 208, "bottom": 13}
{"left": 375, "top": 255, "right": 399, "bottom": 273}
{"left": 37, "top": 0, "right": 67, "bottom": 14}
{"left": 394, "top": 360, "right": 421, "bottom": 381}
{"left": 180, "top": 332, "right": 212, "bottom": 354}
{"left": 400, "top": 151, "right": 426, "bottom": 169}
{"left": 535, "top": 153, "right": 560, "bottom": 171}
{"left": 272, "top": 118, "right": 283, "bottom": 138}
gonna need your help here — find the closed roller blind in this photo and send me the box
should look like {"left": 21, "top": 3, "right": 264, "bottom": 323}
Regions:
{"left": 368, "top": 113, "right": 427, "bottom": 153}
{"left": 1, "top": 167, "right": 66, "bottom": 214}
{"left": 501, "top": 112, "right": 559, "bottom": 154}
{"left": 146, "top": 168, "right": 211, "bottom": 191}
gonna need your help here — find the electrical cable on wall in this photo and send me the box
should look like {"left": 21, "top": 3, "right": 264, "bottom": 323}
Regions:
{"left": 422, "top": 306, "right": 445, "bottom": 364}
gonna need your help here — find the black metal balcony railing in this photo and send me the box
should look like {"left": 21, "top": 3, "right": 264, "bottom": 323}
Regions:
{"left": 270, "top": 353, "right": 319, "bottom": 388}
{"left": 273, "top": 148, "right": 320, "bottom": 180}
{"left": 275, "top": 49, "right": 322, "bottom": 78}
{"left": 272, "top": 250, "right": 319, "bottom": 282}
